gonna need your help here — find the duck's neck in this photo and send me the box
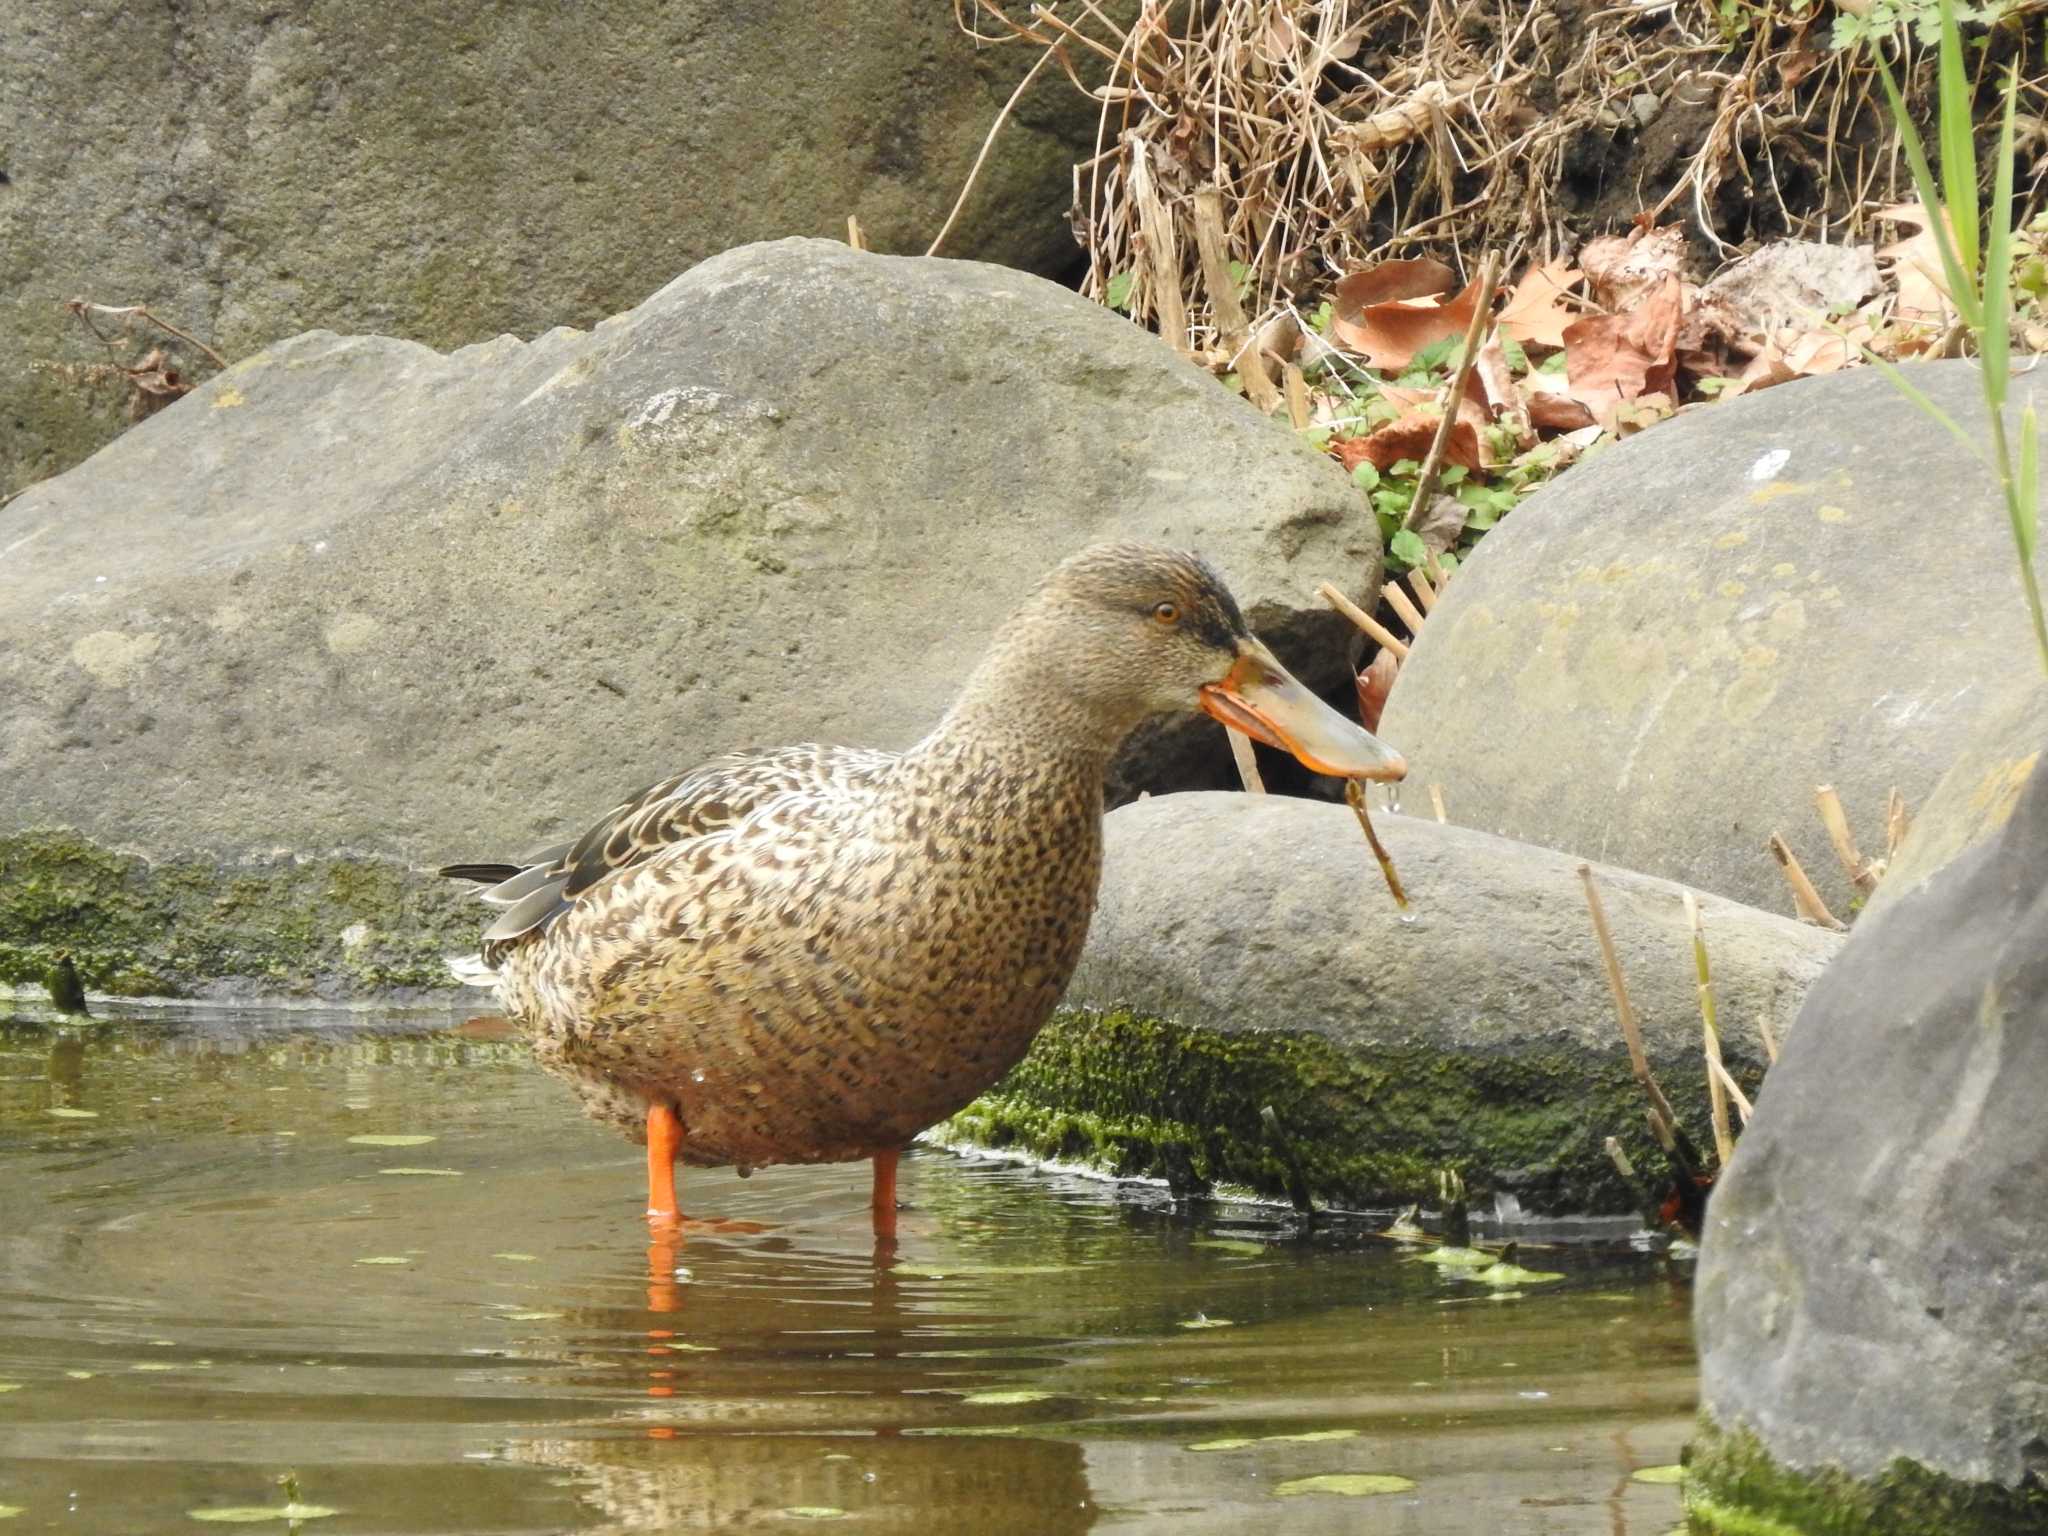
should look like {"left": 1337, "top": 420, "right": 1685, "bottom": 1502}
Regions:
{"left": 907, "top": 617, "right": 1144, "bottom": 791}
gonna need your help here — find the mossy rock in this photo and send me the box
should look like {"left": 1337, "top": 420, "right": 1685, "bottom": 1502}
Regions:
{"left": 942, "top": 793, "right": 1840, "bottom": 1215}
{"left": 1684, "top": 1416, "right": 2048, "bottom": 1535}
{"left": 0, "top": 830, "right": 477, "bottom": 1000}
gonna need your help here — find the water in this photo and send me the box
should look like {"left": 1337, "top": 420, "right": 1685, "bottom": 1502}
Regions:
{"left": 0, "top": 1005, "right": 1696, "bottom": 1534}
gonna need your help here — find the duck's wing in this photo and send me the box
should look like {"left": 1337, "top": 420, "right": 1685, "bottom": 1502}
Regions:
{"left": 440, "top": 745, "right": 897, "bottom": 951}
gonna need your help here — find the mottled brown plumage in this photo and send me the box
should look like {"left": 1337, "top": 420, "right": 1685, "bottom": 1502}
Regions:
{"left": 441, "top": 542, "right": 1405, "bottom": 1220}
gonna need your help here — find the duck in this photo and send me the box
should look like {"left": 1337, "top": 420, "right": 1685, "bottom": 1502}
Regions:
{"left": 440, "top": 541, "right": 1406, "bottom": 1235}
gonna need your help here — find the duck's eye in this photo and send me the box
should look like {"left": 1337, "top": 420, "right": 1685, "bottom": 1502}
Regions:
{"left": 1152, "top": 601, "right": 1181, "bottom": 626}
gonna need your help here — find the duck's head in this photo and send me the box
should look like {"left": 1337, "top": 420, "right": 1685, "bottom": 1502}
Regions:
{"left": 1022, "top": 542, "right": 1408, "bottom": 782}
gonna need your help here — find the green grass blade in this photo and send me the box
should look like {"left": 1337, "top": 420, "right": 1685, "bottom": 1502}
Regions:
{"left": 1876, "top": 48, "right": 1982, "bottom": 331}
{"left": 1937, "top": 0, "right": 1980, "bottom": 278}
{"left": 1857, "top": 341, "right": 1995, "bottom": 471}
{"left": 2019, "top": 404, "right": 2039, "bottom": 563}
{"left": 1980, "top": 69, "right": 2018, "bottom": 406}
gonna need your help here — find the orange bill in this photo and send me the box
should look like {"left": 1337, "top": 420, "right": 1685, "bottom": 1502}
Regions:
{"left": 1200, "top": 639, "right": 1408, "bottom": 782}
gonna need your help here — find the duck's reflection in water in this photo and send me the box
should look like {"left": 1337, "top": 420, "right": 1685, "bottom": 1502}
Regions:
{"left": 502, "top": 1218, "right": 1094, "bottom": 1535}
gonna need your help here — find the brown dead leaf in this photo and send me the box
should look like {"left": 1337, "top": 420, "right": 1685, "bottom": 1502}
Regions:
{"left": 1409, "top": 491, "right": 1470, "bottom": 555}
{"left": 1580, "top": 222, "right": 1690, "bottom": 311}
{"left": 1356, "top": 648, "right": 1400, "bottom": 733}
{"left": 1527, "top": 391, "right": 1598, "bottom": 431}
{"left": 1332, "top": 260, "right": 1483, "bottom": 370}
{"left": 1781, "top": 321, "right": 1868, "bottom": 376}
{"left": 1472, "top": 331, "right": 1521, "bottom": 417}
{"left": 1561, "top": 274, "right": 1684, "bottom": 423}
{"left": 1610, "top": 391, "right": 1675, "bottom": 436}
{"left": 1497, "top": 258, "right": 1584, "bottom": 348}
{"left": 1336, "top": 410, "right": 1484, "bottom": 472}
{"left": 1877, "top": 202, "right": 1957, "bottom": 330}
{"left": 1721, "top": 339, "right": 1800, "bottom": 399}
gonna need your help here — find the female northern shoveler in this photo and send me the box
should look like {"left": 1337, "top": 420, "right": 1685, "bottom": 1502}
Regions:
{"left": 442, "top": 542, "right": 1405, "bottom": 1234}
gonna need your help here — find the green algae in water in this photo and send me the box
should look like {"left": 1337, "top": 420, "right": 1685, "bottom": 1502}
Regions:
{"left": 1274, "top": 1474, "right": 1416, "bottom": 1498}
{"left": 1469, "top": 1260, "right": 1564, "bottom": 1287}
{"left": 1192, "top": 1238, "right": 1267, "bottom": 1257}
{"left": 0, "top": 1383, "right": 20, "bottom": 1393}
{"left": 188, "top": 1504, "right": 339, "bottom": 1523}
{"left": 1633, "top": 1464, "right": 1686, "bottom": 1484}
{"left": 346, "top": 1134, "right": 436, "bottom": 1147}
{"left": 1414, "top": 1245, "right": 1494, "bottom": 1267}
{"left": 0, "top": 1508, "right": 22, "bottom": 1520}
{"left": 1191, "top": 1429, "right": 1360, "bottom": 1452}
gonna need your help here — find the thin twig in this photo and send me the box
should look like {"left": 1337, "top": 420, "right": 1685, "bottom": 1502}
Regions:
{"left": 1576, "top": 863, "right": 1682, "bottom": 1136}
{"left": 1382, "top": 579, "right": 1426, "bottom": 635}
{"left": 1346, "top": 779, "right": 1408, "bottom": 910}
{"left": 1227, "top": 728, "right": 1266, "bottom": 792}
{"left": 1318, "top": 580, "right": 1409, "bottom": 658}
{"left": 66, "top": 300, "right": 229, "bottom": 370}
{"left": 1815, "top": 783, "right": 1878, "bottom": 896}
{"left": 1403, "top": 252, "right": 1502, "bottom": 534}
{"left": 927, "top": 42, "right": 1059, "bottom": 257}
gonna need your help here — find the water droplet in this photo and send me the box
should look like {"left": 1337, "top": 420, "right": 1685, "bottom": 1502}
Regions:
{"left": 690, "top": 1070, "right": 705, "bottom": 1084}
{"left": 1399, "top": 912, "right": 1418, "bottom": 926}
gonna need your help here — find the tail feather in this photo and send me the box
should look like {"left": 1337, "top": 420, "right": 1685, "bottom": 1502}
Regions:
{"left": 445, "top": 952, "right": 500, "bottom": 988}
{"left": 440, "top": 862, "right": 523, "bottom": 884}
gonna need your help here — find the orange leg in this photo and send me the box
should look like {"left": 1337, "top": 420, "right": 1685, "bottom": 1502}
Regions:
{"left": 871, "top": 1148, "right": 900, "bottom": 1239}
{"left": 647, "top": 1102, "right": 683, "bottom": 1223}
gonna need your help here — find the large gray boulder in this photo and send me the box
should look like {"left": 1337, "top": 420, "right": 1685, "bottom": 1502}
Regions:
{"left": 943, "top": 792, "right": 1841, "bottom": 1214}
{"left": 0, "top": 239, "right": 1378, "bottom": 998}
{"left": 1378, "top": 362, "right": 2048, "bottom": 922}
{"left": 2, "top": 1, "right": 1107, "bottom": 497}
{"left": 1689, "top": 755, "right": 2048, "bottom": 1534}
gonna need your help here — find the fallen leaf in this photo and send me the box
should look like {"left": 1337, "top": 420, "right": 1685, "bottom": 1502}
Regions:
{"left": 1335, "top": 411, "right": 1483, "bottom": 473}
{"left": 1877, "top": 202, "right": 1958, "bottom": 329}
{"left": 1409, "top": 491, "right": 1470, "bottom": 556}
{"left": 1471, "top": 331, "right": 1521, "bottom": 417}
{"left": 1561, "top": 274, "right": 1684, "bottom": 425}
{"left": 1498, "top": 258, "right": 1584, "bottom": 347}
{"left": 1356, "top": 650, "right": 1399, "bottom": 733}
{"left": 1526, "top": 392, "right": 1597, "bottom": 432}
{"left": 1580, "top": 221, "right": 1689, "bottom": 311}
{"left": 1332, "top": 261, "right": 1484, "bottom": 370}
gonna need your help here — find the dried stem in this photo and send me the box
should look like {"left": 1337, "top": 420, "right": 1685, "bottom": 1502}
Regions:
{"left": 1814, "top": 783, "right": 1878, "bottom": 896}
{"left": 1684, "top": 890, "right": 1736, "bottom": 1167}
{"left": 1381, "top": 579, "right": 1426, "bottom": 635}
{"left": 1577, "top": 863, "right": 1682, "bottom": 1137}
{"left": 1428, "top": 783, "right": 1448, "bottom": 824}
{"left": 66, "top": 300, "right": 229, "bottom": 370}
{"left": 1318, "top": 580, "right": 1409, "bottom": 658}
{"left": 1403, "top": 252, "right": 1502, "bottom": 533}
{"left": 1345, "top": 779, "right": 1408, "bottom": 910}
{"left": 1768, "top": 833, "right": 1849, "bottom": 930}
{"left": 927, "top": 42, "right": 1060, "bottom": 257}
{"left": 1227, "top": 728, "right": 1266, "bottom": 793}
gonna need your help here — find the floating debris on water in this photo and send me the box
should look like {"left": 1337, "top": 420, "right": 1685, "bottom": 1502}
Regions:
{"left": 1631, "top": 1464, "right": 1686, "bottom": 1485}
{"left": 491, "top": 1253, "right": 537, "bottom": 1263}
{"left": 1273, "top": 1473, "right": 1417, "bottom": 1498}
{"left": 187, "top": 1503, "right": 340, "bottom": 1523}
{"left": 346, "top": 1134, "right": 437, "bottom": 1147}
{"left": 45, "top": 1107, "right": 97, "bottom": 1120}
{"left": 960, "top": 1389, "right": 1052, "bottom": 1406}
{"left": 1191, "top": 1238, "right": 1266, "bottom": 1257}
{"left": 353, "top": 1256, "right": 410, "bottom": 1266}
{"left": 1178, "top": 1316, "right": 1235, "bottom": 1330}
{"left": 1413, "top": 1246, "right": 1493, "bottom": 1268}
{"left": 778, "top": 1508, "right": 847, "bottom": 1520}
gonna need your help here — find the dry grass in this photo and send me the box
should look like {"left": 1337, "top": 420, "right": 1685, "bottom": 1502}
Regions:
{"left": 956, "top": 0, "right": 2048, "bottom": 365}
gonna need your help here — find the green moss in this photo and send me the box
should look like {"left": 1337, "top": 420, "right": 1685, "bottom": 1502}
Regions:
{"left": 0, "top": 830, "right": 479, "bottom": 999}
{"left": 1685, "top": 1415, "right": 2048, "bottom": 1535}
{"left": 940, "top": 1004, "right": 1726, "bottom": 1214}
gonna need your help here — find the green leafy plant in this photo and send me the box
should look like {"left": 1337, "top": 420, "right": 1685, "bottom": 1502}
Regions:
{"left": 1866, "top": 0, "right": 2048, "bottom": 676}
